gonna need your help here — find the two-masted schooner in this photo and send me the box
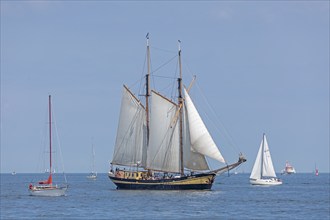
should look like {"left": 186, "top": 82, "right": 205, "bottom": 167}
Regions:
{"left": 108, "top": 35, "right": 246, "bottom": 190}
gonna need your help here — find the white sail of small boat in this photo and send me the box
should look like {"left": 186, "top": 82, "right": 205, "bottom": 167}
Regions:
{"left": 29, "top": 95, "right": 68, "bottom": 196}
{"left": 250, "top": 133, "right": 282, "bottom": 186}
{"left": 108, "top": 34, "right": 246, "bottom": 190}
{"left": 87, "top": 143, "right": 97, "bottom": 179}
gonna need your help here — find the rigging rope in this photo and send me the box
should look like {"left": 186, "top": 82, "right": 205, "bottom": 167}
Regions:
{"left": 52, "top": 105, "right": 67, "bottom": 184}
{"left": 194, "top": 81, "right": 241, "bottom": 153}
{"left": 181, "top": 56, "right": 242, "bottom": 154}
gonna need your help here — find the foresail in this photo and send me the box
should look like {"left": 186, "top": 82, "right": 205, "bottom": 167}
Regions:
{"left": 262, "top": 135, "right": 277, "bottom": 178}
{"left": 184, "top": 89, "right": 225, "bottom": 164}
{"left": 112, "top": 86, "right": 147, "bottom": 167}
{"left": 146, "top": 91, "right": 180, "bottom": 173}
{"left": 250, "top": 140, "right": 263, "bottom": 179}
{"left": 182, "top": 101, "right": 209, "bottom": 171}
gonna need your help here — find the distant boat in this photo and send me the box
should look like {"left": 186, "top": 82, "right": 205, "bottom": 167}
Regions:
{"left": 315, "top": 164, "right": 319, "bottom": 176}
{"left": 87, "top": 143, "right": 97, "bottom": 179}
{"left": 250, "top": 133, "right": 282, "bottom": 186}
{"left": 108, "top": 35, "right": 246, "bottom": 190}
{"left": 28, "top": 95, "right": 68, "bottom": 196}
{"left": 11, "top": 171, "right": 16, "bottom": 175}
{"left": 281, "top": 161, "right": 296, "bottom": 175}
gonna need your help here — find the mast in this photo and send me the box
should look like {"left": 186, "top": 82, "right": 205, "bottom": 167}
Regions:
{"left": 260, "top": 133, "right": 265, "bottom": 178}
{"left": 92, "top": 141, "right": 95, "bottom": 174}
{"left": 178, "top": 40, "right": 184, "bottom": 175}
{"left": 49, "top": 95, "right": 52, "bottom": 175}
{"left": 145, "top": 33, "right": 150, "bottom": 143}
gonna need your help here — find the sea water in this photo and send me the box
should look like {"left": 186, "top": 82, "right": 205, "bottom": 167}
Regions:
{"left": 1, "top": 173, "right": 329, "bottom": 219}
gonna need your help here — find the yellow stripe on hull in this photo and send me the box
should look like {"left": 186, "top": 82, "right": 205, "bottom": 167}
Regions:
{"left": 109, "top": 173, "right": 216, "bottom": 190}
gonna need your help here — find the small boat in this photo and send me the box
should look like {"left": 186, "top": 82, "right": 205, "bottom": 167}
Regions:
{"left": 87, "top": 143, "right": 97, "bottom": 179}
{"left": 250, "top": 133, "right": 282, "bottom": 186}
{"left": 29, "top": 95, "right": 68, "bottom": 196}
{"left": 315, "top": 164, "right": 319, "bottom": 176}
{"left": 108, "top": 34, "right": 246, "bottom": 190}
{"left": 281, "top": 161, "right": 296, "bottom": 175}
{"left": 11, "top": 171, "right": 16, "bottom": 175}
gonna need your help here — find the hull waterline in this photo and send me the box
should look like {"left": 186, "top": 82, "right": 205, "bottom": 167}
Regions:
{"left": 250, "top": 178, "right": 282, "bottom": 186}
{"left": 29, "top": 186, "right": 67, "bottom": 196}
{"left": 109, "top": 173, "right": 216, "bottom": 190}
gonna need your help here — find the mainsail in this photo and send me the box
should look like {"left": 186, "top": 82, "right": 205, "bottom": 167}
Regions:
{"left": 146, "top": 91, "right": 180, "bottom": 173}
{"left": 112, "top": 86, "right": 147, "bottom": 167}
{"left": 250, "top": 134, "right": 277, "bottom": 179}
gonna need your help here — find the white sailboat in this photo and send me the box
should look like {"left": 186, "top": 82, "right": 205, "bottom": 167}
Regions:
{"left": 29, "top": 95, "right": 68, "bottom": 196}
{"left": 87, "top": 143, "right": 97, "bottom": 179}
{"left": 108, "top": 34, "right": 246, "bottom": 190}
{"left": 250, "top": 133, "right": 282, "bottom": 186}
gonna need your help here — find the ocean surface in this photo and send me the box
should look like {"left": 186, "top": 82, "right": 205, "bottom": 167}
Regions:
{"left": 1, "top": 173, "right": 329, "bottom": 219}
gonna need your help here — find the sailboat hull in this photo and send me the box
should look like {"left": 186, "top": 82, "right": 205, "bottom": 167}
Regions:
{"left": 29, "top": 186, "right": 67, "bottom": 196}
{"left": 250, "top": 178, "right": 282, "bottom": 186}
{"left": 87, "top": 173, "right": 97, "bottom": 179}
{"left": 108, "top": 173, "right": 216, "bottom": 190}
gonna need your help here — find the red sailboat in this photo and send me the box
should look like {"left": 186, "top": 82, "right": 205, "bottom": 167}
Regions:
{"left": 28, "top": 95, "right": 68, "bottom": 196}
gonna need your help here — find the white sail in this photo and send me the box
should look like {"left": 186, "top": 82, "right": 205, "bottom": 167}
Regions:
{"left": 184, "top": 89, "right": 225, "bottom": 164}
{"left": 146, "top": 91, "right": 180, "bottom": 173}
{"left": 112, "top": 86, "right": 147, "bottom": 166}
{"left": 261, "top": 135, "right": 276, "bottom": 177}
{"left": 182, "top": 105, "right": 210, "bottom": 170}
{"left": 250, "top": 139, "right": 263, "bottom": 180}
{"left": 250, "top": 134, "right": 277, "bottom": 179}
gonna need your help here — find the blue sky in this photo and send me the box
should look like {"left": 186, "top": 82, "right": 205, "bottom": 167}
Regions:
{"left": 1, "top": 1, "right": 329, "bottom": 173}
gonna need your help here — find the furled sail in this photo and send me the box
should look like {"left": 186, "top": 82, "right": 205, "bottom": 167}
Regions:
{"left": 250, "top": 134, "right": 277, "bottom": 179}
{"left": 146, "top": 91, "right": 180, "bottom": 173}
{"left": 112, "top": 86, "right": 147, "bottom": 167}
{"left": 183, "top": 89, "right": 226, "bottom": 164}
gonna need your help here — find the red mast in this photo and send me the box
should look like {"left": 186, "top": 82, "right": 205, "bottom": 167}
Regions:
{"left": 49, "top": 95, "right": 52, "bottom": 179}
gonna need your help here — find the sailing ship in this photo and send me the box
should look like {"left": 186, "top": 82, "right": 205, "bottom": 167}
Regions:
{"left": 108, "top": 35, "right": 246, "bottom": 190}
{"left": 87, "top": 143, "right": 97, "bottom": 179}
{"left": 250, "top": 133, "right": 282, "bottom": 186}
{"left": 281, "top": 161, "right": 296, "bottom": 175}
{"left": 29, "top": 95, "right": 68, "bottom": 196}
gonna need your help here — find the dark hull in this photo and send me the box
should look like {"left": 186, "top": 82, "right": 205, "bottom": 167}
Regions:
{"left": 108, "top": 173, "right": 216, "bottom": 190}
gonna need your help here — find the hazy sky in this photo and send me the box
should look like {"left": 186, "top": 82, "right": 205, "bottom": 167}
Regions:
{"left": 1, "top": 1, "right": 329, "bottom": 174}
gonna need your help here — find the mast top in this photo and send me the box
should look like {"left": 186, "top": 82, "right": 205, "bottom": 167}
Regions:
{"left": 178, "top": 40, "right": 181, "bottom": 53}
{"left": 146, "top": 32, "right": 150, "bottom": 46}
